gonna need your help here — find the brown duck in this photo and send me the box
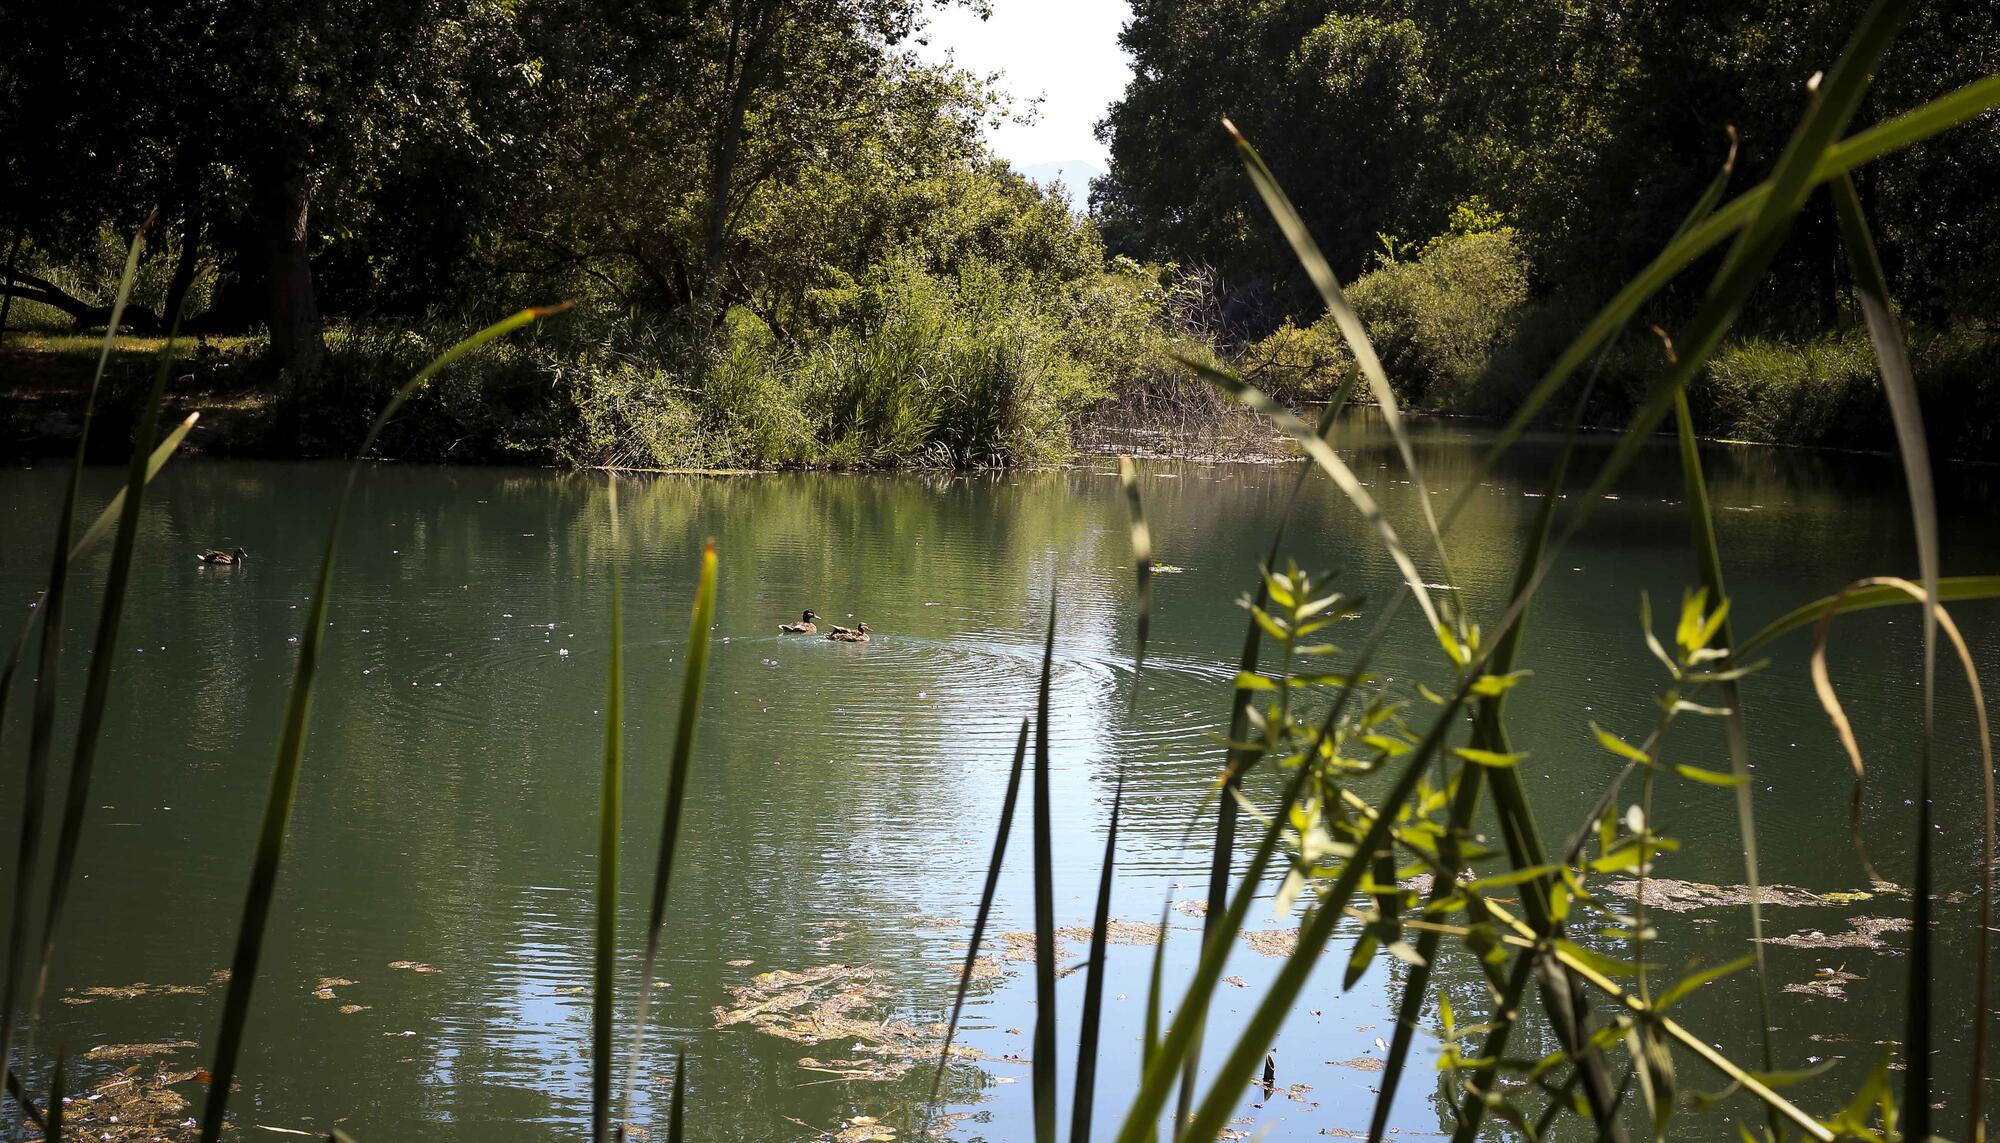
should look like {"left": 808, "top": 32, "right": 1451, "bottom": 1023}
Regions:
{"left": 826, "top": 622, "right": 871, "bottom": 643}
{"left": 197, "top": 547, "right": 247, "bottom": 565}
{"left": 778, "top": 609, "right": 820, "bottom": 634}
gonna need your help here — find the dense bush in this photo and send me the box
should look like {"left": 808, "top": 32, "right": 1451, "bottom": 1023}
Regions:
{"left": 1345, "top": 228, "right": 1530, "bottom": 408}
{"left": 1700, "top": 325, "right": 2000, "bottom": 460}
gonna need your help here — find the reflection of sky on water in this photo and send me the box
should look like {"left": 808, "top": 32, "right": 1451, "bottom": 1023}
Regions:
{"left": 1, "top": 422, "right": 1997, "bottom": 1140}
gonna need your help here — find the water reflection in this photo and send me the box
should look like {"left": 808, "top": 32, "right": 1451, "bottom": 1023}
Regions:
{"left": 1, "top": 415, "right": 1996, "bottom": 1140}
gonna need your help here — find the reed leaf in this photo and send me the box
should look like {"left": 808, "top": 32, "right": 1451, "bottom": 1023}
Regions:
{"left": 1117, "top": 457, "right": 1151, "bottom": 691}
{"left": 45, "top": 1052, "right": 61, "bottom": 1143}
{"left": 1177, "top": 360, "right": 1441, "bottom": 635}
{"left": 593, "top": 481, "right": 624, "bottom": 1143}
{"left": 68, "top": 412, "right": 200, "bottom": 562}
{"left": 1032, "top": 593, "right": 1059, "bottom": 1143}
{"left": 1739, "top": 577, "right": 2000, "bottom": 653}
{"left": 0, "top": 219, "right": 146, "bottom": 1115}
{"left": 197, "top": 304, "right": 565, "bottom": 1143}
{"left": 1224, "top": 121, "right": 1454, "bottom": 593}
{"left": 1830, "top": 171, "right": 1947, "bottom": 1135}
{"left": 621, "top": 540, "right": 718, "bottom": 1139}
{"left": 927, "top": 718, "right": 1030, "bottom": 1113}
{"left": 668, "top": 1050, "right": 686, "bottom": 1143}
{"left": 1811, "top": 578, "right": 1993, "bottom": 1140}
{"left": 1668, "top": 397, "right": 1777, "bottom": 1100}
{"left": 33, "top": 299, "right": 187, "bottom": 1031}
{"left": 1439, "top": 68, "right": 1999, "bottom": 545}
{"left": 1071, "top": 778, "right": 1123, "bottom": 1143}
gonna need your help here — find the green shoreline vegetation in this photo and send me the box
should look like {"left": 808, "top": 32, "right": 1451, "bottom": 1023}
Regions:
{"left": 4, "top": 4, "right": 1997, "bottom": 469}
{"left": 2, "top": 3, "right": 2000, "bottom": 1141}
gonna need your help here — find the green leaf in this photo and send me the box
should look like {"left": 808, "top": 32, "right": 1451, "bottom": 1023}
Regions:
{"left": 1673, "top": 763, "right": 1750, "bottom": 788}
{"left": 1654, "top": 956, "right": 1754, "bottom": 1012}
{"left": 1452, "top": 747, "right": 1527, "bottom": 769}
{"left": 1589, "top": 722, "right": 1651, "bottom": 765}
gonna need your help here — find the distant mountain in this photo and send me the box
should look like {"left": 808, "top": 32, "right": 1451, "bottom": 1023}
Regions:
{"left": 1016, "top": 159, "right": 1106, "bottom": 202}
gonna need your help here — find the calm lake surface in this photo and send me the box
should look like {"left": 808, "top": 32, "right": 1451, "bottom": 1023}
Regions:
{"left": 3, "top": 417, "right": 1997, "bottom": 1141}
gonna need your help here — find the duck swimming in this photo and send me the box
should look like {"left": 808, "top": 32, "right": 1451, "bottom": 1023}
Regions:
{"left": 197, "top": 547, "right": 247, "bottom": 565}
{"left": 827, "top": 622, "right": 871, "bottom": 643}
{"left": 779, "top": 609, "right": 819, "bottom": 634}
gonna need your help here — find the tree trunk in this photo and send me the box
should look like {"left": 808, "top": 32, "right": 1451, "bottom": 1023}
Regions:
{"left": 163, "top": 218, "right": 203, "bottom": 328}
{"left": 264, "top": 171, "right": 324, "bottom": 375}
{"left": 698, "top": 2, "right": 778, "bottom": 325}
{"left": 0, "top": 231, "right": 22, "bottom": 347}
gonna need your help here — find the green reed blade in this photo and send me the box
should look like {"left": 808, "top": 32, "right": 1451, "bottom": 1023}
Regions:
{"left": 32, "top": 299, "right": 187, "bottom": 1031}
{"left": 1071, "top": 778, "right": 1124, "bottom": 1143}
{"left": 1162, "top": 373, "right": 1355, "bottom": 863}
{"left": 45, "top": 1051, "right": 61, "bottom": 1143}
{"left": 1378, "top": 351, "right": 1613, "bottom": 1143}
{"left": 330, "top": 1131, "right": 361, "bottom": 1143}
{"left": 1033, "top": 593, "right": 1059, "bottom": 1143}
{"left": 67, "top": 411, "right": 200, "bottom": 561}
{"left": 1225, "top": 122, "right": 1457, "bottom": 597}
{"left": 1740, "top": 577, "right": 2000, "bottom": 654}
{"left": 621, "top": 540, "right": 717, "bottom": 1139}
{"left": 1173, "top": 692, "right": 1472, "bottom": 1143}
{"left": 0, "top": 219, "right": 146, "bottom": 1117}
{"left": 1176, "top": 357, "right": 1442, "bottom": 636}
{"left": 927, "top": 718, "right": 1030, "bottom": 1113}
{"left": 1436, "top": 68, "right": 1999, "bottom": 547}
{"left": 1671, "top": 392, "right": 1778, "bottom": 1095}
{"left": 1117, "top": 602, "right": 1403, "bottom": 1143}
{"left": 1831, "top": 171, "right": 1948, "bottom": 1137}
{"left": 593, "top": 498, "right": 624, "bottom": 1143}
{"left": 4, "top": 1068, "right": 44, "bottom": 1132}
{"left": 668, "top": 1050, "right": 686, "bottom": 1143}
{"left": 1117, "top": 457, "right": 1151, "bottom": 692}
{"left": 1142, "top": 900, "right": 1168, "bottom": 1076}
{"left": 197, "top": 304, "right": 565, "bottom": 1143}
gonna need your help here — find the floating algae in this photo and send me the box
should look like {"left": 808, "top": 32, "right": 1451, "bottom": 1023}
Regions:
{"left": 1763, "top": 915, "right": 1911, "bottom": 952}
{"left": 1054, "top": 918, "right": 1163, "bottom": 946}
{"left": 62, "top": 981, "right": 208, "bottom": 1005}
{"left": 1241, "top": 928, "right": 1300, "bottom": 958}
{"left": 1598, "top": 878, "right": 1828, "bottom": 912}
{"left": 1783, "top": 967, "right": 1863, "bottom": 1000}
{"left": 82, "top": 1041, "right": 198, "bottom": 1061}
{"left": 28, "top": 1066, "right": 206, "bottom": 1143}
{"left": 712, "top": 964, "right": 982, "bottom": 1082}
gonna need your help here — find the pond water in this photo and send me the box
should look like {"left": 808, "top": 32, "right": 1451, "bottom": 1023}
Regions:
{"left": 2, "top": 417, "right": 1997, "bottom": 1142}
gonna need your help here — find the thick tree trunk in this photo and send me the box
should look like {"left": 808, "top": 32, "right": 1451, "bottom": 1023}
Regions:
{"left": 162, "top": 218, "right": 203, "bottom": 327}
{"left": 0, "top": 231, "right": 22, "bottom": 347}
{"left": 264, "top": 171, "right": 324, "bottom": 375}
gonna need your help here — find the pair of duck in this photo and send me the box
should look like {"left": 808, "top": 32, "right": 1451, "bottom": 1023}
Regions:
{"left": 779, "top": 610, "right": 871, "bottom": 642}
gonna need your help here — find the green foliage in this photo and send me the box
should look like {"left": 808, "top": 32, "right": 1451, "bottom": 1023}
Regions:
{"left": 1346, "top": 230, "right": 1530, "bottom": 407}
{"left": 1702, "top": 326, "right": 2000, "bottom": 460}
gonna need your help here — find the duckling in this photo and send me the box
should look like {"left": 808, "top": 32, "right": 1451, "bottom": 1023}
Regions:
{"left": 826, "top": 622, "right": 871, "bottom": 643}
{"left": 778, "top": 609, "right": 820, "bottom": 634}
{"left": 197, "top": 547, "right": 248, "bottom": 565}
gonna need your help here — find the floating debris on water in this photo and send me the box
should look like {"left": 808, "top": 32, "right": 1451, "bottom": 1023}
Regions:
{"left": 40, "top": 1066, "right": 206, "bottom": 1142}
{"left": 1173, "top": 898, "right": 1209, "bottom": 919}
{"left": 1054, "top": 919, "right": 1162, "bottom": 947}
{"left": 1241, "top": 929, "right": 1300, "bottom": 958}
{"left": 1599, "top": 878, "right": 1830, "bottom": 912}
{"left": 83, "top": 1041, "right": 198, "bottom": 1061}
{"left": 1328, "top": 1056, "right": 1386, "bottom": 1072}
{"left": 1763, "top": 915, "right": 1911, "bottom": 952}
{"left": 62, "top": 981, "right": 207, "bottom": 1005}
{"left": 712, "top": 963, "right": 982, "bottom": 1081}
{"left": 387, "top": 960, "right": 442, "bottom": 974}
{"left": 1784, "top": 967, "right": 1863, "bottom": 1000}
